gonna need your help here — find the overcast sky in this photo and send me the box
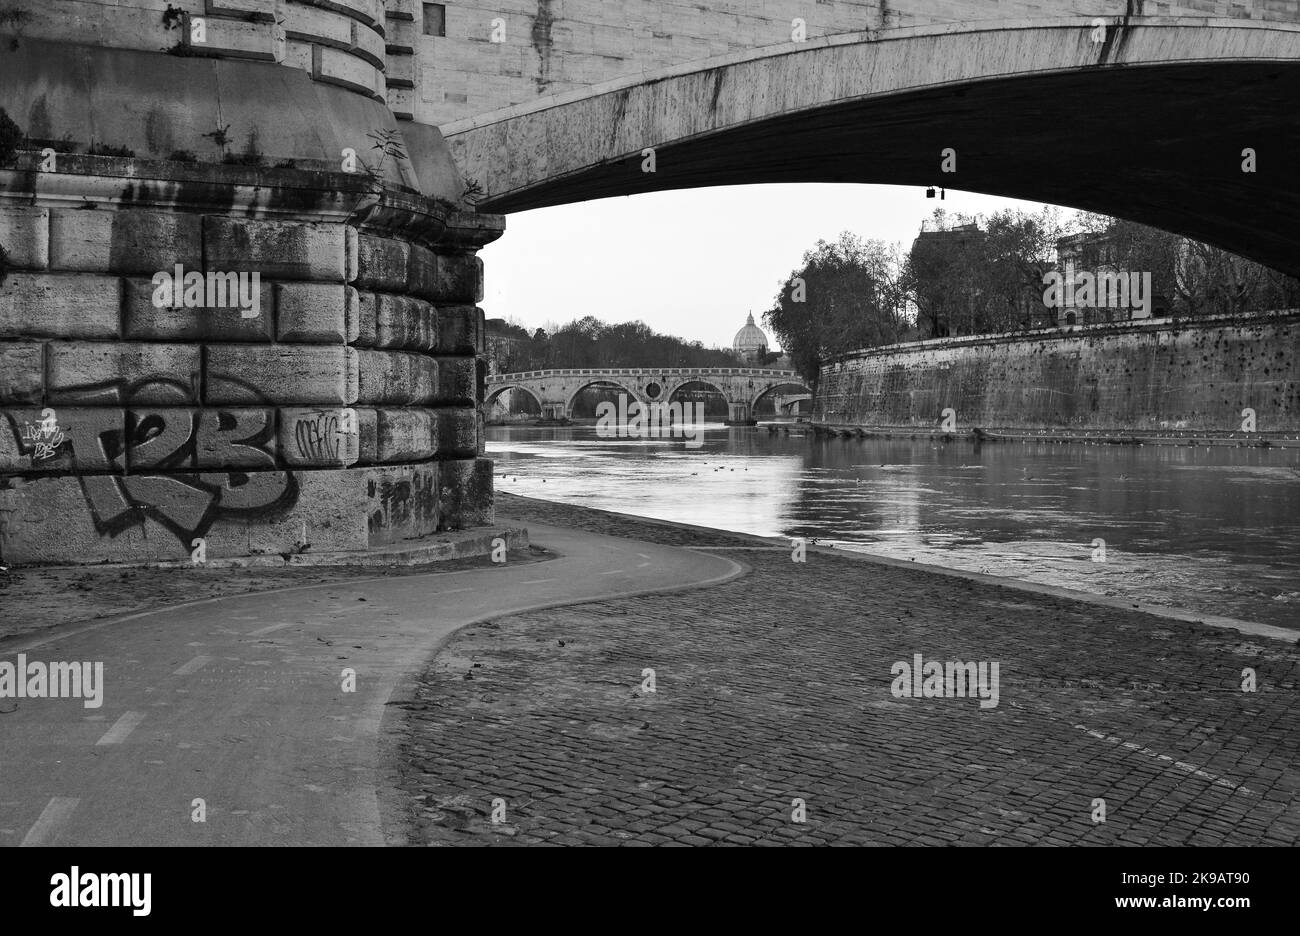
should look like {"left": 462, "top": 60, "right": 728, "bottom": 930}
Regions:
{"left": 479, "top": 183, "right": 1074, "bottom": 351}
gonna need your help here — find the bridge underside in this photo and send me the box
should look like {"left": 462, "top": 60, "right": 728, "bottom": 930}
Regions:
{"left": 455, "top": 30, "right": 1300, "bottom": 276}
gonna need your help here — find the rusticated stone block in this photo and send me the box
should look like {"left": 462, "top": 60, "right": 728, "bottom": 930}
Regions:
{"left": 406, "top": 243, "right": 438, "bottom": 301}
{"left": 436, "top": 253, "right": 479, "bottom": 303}
{"left": 196, "top": 407, "right": 279, "bottom": 469}
{"left": 437, "top": 457, "right": 494, "bottom": 530}
{"left": 279, "top": 407, "right": 361, "bottom": 468}
{"left": 367, "top": 462, "right": 441, "bottom": 546}
{"left": 48, "top": 343, "right": 200, "bottom": 405}
{"left": 0, "top": 407, "right": 126, "bottom": 473}
{"left": 203, "top": 217, "right": 347, "bottom": 282}
{"left": 0, "top": 469, "right": 314, "bottom": 564}
{"left": 354, "top": 234, "right": 409, "bottom": 291}
{"left": 0, "top": 208, "right": 50, "bottom": 270}
{"left": 0, "top": 273, "right": 120, "bottom": 339}
{"left": 353, "top": 291, "right": 379, "bottom": 347}
{"left": 434, "top": 355, "right": 477, "bottom": 405}
{"left": 49, "top": 210, "right": 202, "bottom": 275}
{"left": 184, "top": 13, "right": 283, "bottom": 61}
{"left": 276, "top": 283, "right": 359, "bottom": 343}
{"left": 125, "top": 407, "right": 277, "bottom": 470}
{"left": 282, "top": 2, "right": 353, "bottom": 45}
{"left": 206, "top": 345, "right": 359, "bottom": 406}
{"left": 122, "top": 277, "right": 273, "bottom": 342}
{"left": 474, "top": 256, "right": 485, "bottom": 303}
{"left": 356, "top": 349, "right": 437, "bottom": 405}
{"left": 375, "top": 293, "right": 437, "bottom": 351}
{"left": 313, "top": 44, "right": 379, "bottom": 96}
{"left": 436, "top": 304, "right": 481, "bottom": 354}
{"left": 372, "top": 407, "right": 434, "bottom": 463}
{"left": 435, "top": 407, "right": 478, "bottom": 458}
{"left": 0, "top": 344, "right": 44, "bottom": 406}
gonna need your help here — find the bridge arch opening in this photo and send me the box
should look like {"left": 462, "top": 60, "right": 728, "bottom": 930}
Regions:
{"left": 486, "top": 385, "right": 544, "bottom": 422}
{"left": 752, "top": 382, "right": 815, "bottom": 418}
{"left": 668, "top": 380, "right": 728, "bottom": 422}
{"left": 567, "top": 380, "right": 642, "bottom": 418}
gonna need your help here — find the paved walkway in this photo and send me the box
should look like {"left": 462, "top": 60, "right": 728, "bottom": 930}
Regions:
{"left": 386, "top": 493, "right": 1300, "bottom": 846}
{"left": 0, "top": 522, "right": 741, "bottom": 846}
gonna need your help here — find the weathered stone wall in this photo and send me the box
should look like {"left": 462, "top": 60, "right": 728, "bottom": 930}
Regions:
{"left": 0, "top": 161, "right": 497, "bottom": 564}
{"left": 407, "top": 0, "right": 1300, "bottom": 126}
{"left": 0, "top": 24, "right": 500, "bottom": 566}
{"left": 814, "top": 312, "right": 1300, "bottom": 433}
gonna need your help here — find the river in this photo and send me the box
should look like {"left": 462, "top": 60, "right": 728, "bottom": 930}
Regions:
{"left": 486, "top": 424, "right": 1300, "bottom": 630}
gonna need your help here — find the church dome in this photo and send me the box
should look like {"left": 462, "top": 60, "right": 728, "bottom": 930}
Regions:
{"left": 732, "top": 312, "right": 769, "bottom": 360}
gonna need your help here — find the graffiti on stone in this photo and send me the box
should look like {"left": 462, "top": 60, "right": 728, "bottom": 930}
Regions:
{"left": 295, "top": 412, "right": 341, "bottom": 464}
{"left": 18, "top": 409, "right": 64, "bottom": 461}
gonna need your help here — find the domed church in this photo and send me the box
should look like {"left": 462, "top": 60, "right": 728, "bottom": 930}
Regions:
{"left": 732, "top": 312, "right": 769, "bottom": 363}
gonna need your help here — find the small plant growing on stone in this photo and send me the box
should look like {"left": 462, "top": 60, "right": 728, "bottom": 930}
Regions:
{"left": 0, "top": 9, "right": 32, "bottom": 50}
{"left": 462, "top": 175, "right": 485, "bottom": 205}
{"left": 359, "top": 128, "right": 407, "bottom": 190}
{"left": 203, "top": 123, "right": 232, "bottom": 160}
{"left": 0, "top": 108, "right": 22, "bottom": 167}
{"left": 87, "top": 140, "right": 136, "bottom": 158}
{"left": 33, "top": 133, "right": 77, "bottom": 154}
{"left": 223, "top": 130, "right": 265, "bottom": 167}
{"left": 0, "top": 243, "right": 10, "bottom": 288}
{"left": 168, "top": 149, "right": 198, "bottom": 163}
{"left": 161, "top": 4, "right": 185, "bottom": 29}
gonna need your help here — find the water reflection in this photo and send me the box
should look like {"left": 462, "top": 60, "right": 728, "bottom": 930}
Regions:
{"left": 488, "top": 425, "right": 1300, "bottom": 629}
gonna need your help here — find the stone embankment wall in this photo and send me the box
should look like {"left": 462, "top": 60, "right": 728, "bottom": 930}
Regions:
{"left": 814, "top": 312, "right": 1300, "bottom": 434}
{"left": 0, "top": 13, "right": 500, "bottom": 566}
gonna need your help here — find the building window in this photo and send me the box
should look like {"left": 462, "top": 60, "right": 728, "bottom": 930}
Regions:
{"left": 423, "top": 3, "right": 446, "bottom": 37}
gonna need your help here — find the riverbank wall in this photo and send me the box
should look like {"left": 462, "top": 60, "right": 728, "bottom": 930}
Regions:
{"left": 813, "top": 310, "right": 1300, "bottom": 438}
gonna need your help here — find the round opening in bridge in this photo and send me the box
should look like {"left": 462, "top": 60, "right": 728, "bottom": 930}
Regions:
{"left": 644, "top": 382, "right": 662, "bottom": 400}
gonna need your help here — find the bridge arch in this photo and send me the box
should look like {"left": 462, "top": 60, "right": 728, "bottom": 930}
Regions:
{"left": 447, "top": 17, "right": 1300, "bottom": 276}
{"left": 485, "top": 383, "right": 544, "bottom": 412}
{"left": 564, "top": 379, "right": 646, "bottom": 417}
{"left": 665, "top": 377, "right": 728, "bottom": 404}
{"left": 750, "top": 380, "right": 815, "bottom": 411}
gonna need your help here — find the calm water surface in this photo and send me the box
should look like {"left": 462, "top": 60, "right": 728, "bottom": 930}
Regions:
{"left": 487, "top": 425, "right": 1300, "bottom": 629}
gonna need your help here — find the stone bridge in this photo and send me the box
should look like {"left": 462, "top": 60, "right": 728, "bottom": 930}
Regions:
{"left": 446, "top": 16, "right": 1300, "bottom": 276}
{"left": 486, "top": 368, "right": 810, "bottom": 424}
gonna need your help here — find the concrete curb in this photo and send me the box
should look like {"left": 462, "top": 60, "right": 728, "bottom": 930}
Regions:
{"left": 0, "top": 526, "right": 529, "bottom": 572}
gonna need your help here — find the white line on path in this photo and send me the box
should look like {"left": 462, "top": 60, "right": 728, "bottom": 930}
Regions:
{"left": 249, "top": 622, "right": 299, "bottom": 636}
{"left": 519, "top": 579, "right": 556, "bottom": 585}
{"left": 598, "top": 570, "right": 625, "bottom": 575}
{"left": 1075, "top": 725, "right": 1257, "bottom": 796}
{"left": 441, "top": 588, "right": 474, "bottom": 595}
{"left": 20, "top": 797, "right": 79, "bottom": 847}
{"left": 172, "top": 655, "right": 212, "bottom": 676}
{"left": 96, "top": 711, "right": 146, "bottom": 746}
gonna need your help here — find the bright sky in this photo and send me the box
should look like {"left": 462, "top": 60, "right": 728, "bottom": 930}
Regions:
{"left": 479, "top": 183, "right": 1074, "bottom": 351}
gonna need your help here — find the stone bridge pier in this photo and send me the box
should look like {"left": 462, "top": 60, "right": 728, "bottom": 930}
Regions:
{"left": 0, "top": 2, "right": 500, "bottom": 565}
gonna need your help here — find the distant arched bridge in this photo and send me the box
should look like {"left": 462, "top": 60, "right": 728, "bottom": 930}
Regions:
{"left": 485, "top": 368, "right": 811, "bottom": 424}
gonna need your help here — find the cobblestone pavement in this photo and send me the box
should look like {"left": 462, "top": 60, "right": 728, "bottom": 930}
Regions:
{"left": 389, "top": 493, "right": 1300, "bottom": 846}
